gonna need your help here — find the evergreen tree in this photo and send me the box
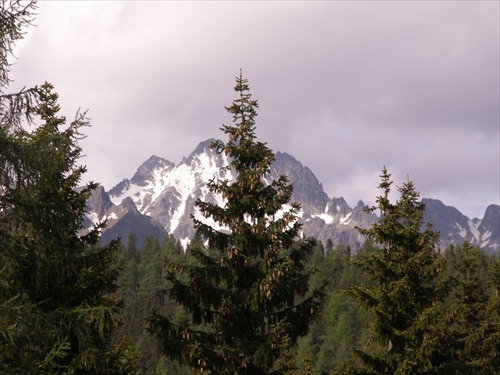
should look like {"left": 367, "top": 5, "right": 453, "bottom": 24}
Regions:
{"left": 343, "top": 167, "right": 450, "bottom": 374}
{"left": 0, "top": 0, "right": 40, "bottom": 126}
{"left": 116, "top": 235, "right": 142, "bottom": 342}
{"left": 148, "top": 71, "right": 326, "bottom": 374}
{"left": 444, "top": 243, "right": 500, "bottom": 373}
{"left": 485, "top": 258, "right": 500, "bottom": 369}
{"left": 117, "top": 234, "right": 141, "bottom": 304}
{"left": 298, "top": 242, "right": 372, "bottom": 374}
{"left": 0, "top": 83, "right": 138, "bottom": 374}
{"left": 1, "top": 9, "right": 139, "bottom": 367}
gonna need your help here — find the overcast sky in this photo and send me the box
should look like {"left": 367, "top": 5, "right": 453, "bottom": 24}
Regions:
{"left": 9, "top": 1, "right": 499, "bottom": 219}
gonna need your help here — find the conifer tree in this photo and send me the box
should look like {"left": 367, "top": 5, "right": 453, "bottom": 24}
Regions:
{"left": 343, "top": 167, "right": 450, "bottom": 374}
{"left": 444, "top": 243, "right": 500, "bottom": 374}
{"left": 1, "top": 7, "right": 138, "bottom": 367}
{"left": 0, "top": 0, "right": 40, "bottom": 126}
{"left": 0, "top": 83, "right": 138, "bottom": 374}
{"left": 486, "top": 259, "right": 500, "bottom": 369}
{"left": 148, "top": 71, "right": 326, "bottom": 374}
{"left": 1, "top": 4, "right": 138, "bottom": 371}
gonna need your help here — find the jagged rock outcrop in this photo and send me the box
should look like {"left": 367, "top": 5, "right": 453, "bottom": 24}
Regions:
{"left": 86, "top": 191, "right": 168, "bottom": 248}
{"left": 83, "top": 139, "right": 499, "bottom": 253}
{"left": 423, "top": 198, "right": 499, "bottom": 253}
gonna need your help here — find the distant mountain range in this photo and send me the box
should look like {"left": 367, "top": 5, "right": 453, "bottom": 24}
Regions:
{"left": 84, "top": 139, "right": 500, "bottom": 254}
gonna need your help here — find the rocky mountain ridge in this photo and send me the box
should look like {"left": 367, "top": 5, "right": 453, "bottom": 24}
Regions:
{"left": 85, "top": 139, "right": 499, "bottom": 253}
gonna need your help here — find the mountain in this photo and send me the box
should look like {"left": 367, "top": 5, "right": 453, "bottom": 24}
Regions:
{"left": 422, "top": 199, "right": 499, "bottom": 253}
{"left": 85, "top": 187, "right": 168, "bottom": 248}
{"left": 84, "top": 139, "right": 499, "bottom": 253}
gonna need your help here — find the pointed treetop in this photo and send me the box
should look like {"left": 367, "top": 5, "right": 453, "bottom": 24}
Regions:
{"left": 222, "top": 69, "right": 259, "bottom": 143}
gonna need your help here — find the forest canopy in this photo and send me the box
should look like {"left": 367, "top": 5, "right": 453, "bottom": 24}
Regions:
{"left": 1, "top": 2, "right": 498, "bottom": 374}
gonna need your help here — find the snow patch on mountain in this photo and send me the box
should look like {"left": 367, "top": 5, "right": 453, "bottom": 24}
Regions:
{"left": 480, "top": 230, "right": 494, "bottom": 249}
{"left": 313, "top": 213, "right": 334, "bottom": 225}
{"left": 83, "top": 140, "right": 499, "bottom": 253}
{"left": 168, "top": 164, "right": 198, "bottom": 232}
{"left": 340, "top": 212, "right": 352, "bottom": 225}
{"left": 109, "top": 141, "right": 312, "bottom": 242}
{"left": 86, "top": 211, "right": 100, "bottom": 226}
{"left": 108, "top": 155, "right": 175, "bottom": 212}
{"left": 456, "top": 222, "right": 467, "bottom": 238}
{"left": 107, "top": 212, "right": 118, "bottom": 220}
{"left": 468, "top": 219, "right": 481, "bottom": 241}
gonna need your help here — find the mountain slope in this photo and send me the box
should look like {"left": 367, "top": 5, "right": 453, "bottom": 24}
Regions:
{"left": 422, "top": 198, "right": 499, "bottom": 253}
{"left": 84, "top": 139, "right": 499, "bottom": 253}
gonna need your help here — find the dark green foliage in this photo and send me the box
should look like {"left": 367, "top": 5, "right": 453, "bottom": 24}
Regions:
{"left": 0, "top": 0, "right": 35, "bottom": 88}
{"left": 442, "top": 242, "right": 500, "bottom": 373}
{"left": 296, "top": 242, "right": 372, "bottom": 374}
{"left": 2, "top": 2, "right": 497, "bottom": 373}
{"left": 116, "top": 236, "right": 498, "bottom": 374}
{"left": 0, "top": 83, "right": 138, "bottom": 373}
{"left": 148, "top": 72, "right": 327, "bottom": 374}
{"left": 343, "top": 167, "right": 450, "bottom": 374}
{"left": 1, "top": 5, "right": 137, "bottom": 371}
{"left": 115, "top": 235, "right": 190, "bottom": 374}
{"left": 0, "top": 0, "right": 40, "bottom": 126}
{"left": 487, "top": 258, "right": 500, "bottom": 369}
{"left": 316, "top": 291, "right": 369, "bottom": 373}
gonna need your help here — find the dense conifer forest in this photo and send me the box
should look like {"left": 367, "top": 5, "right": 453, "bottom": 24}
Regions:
{"left": 1, "top": 1, "right": 498, "bottom": 373}
{"left": 114, "top": 234, "right": 499, "bottom": 374}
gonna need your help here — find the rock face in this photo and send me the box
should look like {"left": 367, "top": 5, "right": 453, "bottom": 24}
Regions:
{"left": 84, "top": 139, "right": 500, "bottom": 253}
{"left": 479, "top": 205, "right": 500, "bottom": 250}
{"left": 85, "top": 185, "right": 113, "bottom": 220}
{"left": 423, "top": 199, "right": 499, "bottom": 253}
{"left": 85, "top": 193, "right": 168, "bottom": 248}
{"left": 271, "top": 151, "right": 329, "bottom": 214}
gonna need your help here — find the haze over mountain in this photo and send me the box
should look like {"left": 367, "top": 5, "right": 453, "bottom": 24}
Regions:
{"left": 85, "top": 140, "right": 499, "bottom": 254}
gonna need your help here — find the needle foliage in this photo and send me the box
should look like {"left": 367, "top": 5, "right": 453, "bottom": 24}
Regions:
{"left": 148, "top": 72, "right": 326, "bottom": 374}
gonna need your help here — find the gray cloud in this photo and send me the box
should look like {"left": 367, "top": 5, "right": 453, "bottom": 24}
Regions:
{"left": 9, "top": 1, "right": 499, "bottom": 219}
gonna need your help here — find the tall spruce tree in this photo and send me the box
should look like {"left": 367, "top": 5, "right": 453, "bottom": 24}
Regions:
{"left": 148, "top": 72, "right": 326, "bottom": 374}
{"left": 0, "top": 83, "right": 138, "bottom": 374}
{"left": 342, "top": 167, "right": 450, "bottom": 374}
{"left": 0, "top": 5, "right": 138, "bottom": 370}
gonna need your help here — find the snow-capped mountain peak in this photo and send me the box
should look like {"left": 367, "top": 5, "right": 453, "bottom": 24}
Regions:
{"left": 84, "top": 139, "right": 500, "bottom": 253}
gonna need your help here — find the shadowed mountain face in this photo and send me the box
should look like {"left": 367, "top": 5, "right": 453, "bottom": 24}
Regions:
{"left": 422, "top": 199, "right": 499, "bottom": 253}
{"left": 84, "top": 139, "right": 499, "bottom": 253}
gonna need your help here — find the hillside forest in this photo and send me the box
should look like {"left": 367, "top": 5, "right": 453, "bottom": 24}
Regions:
{"left": 115, "top": 233, "right": 499, "bottom": 374}
{"left": 1, "top": 2, "right": 499, "bottom": 374}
